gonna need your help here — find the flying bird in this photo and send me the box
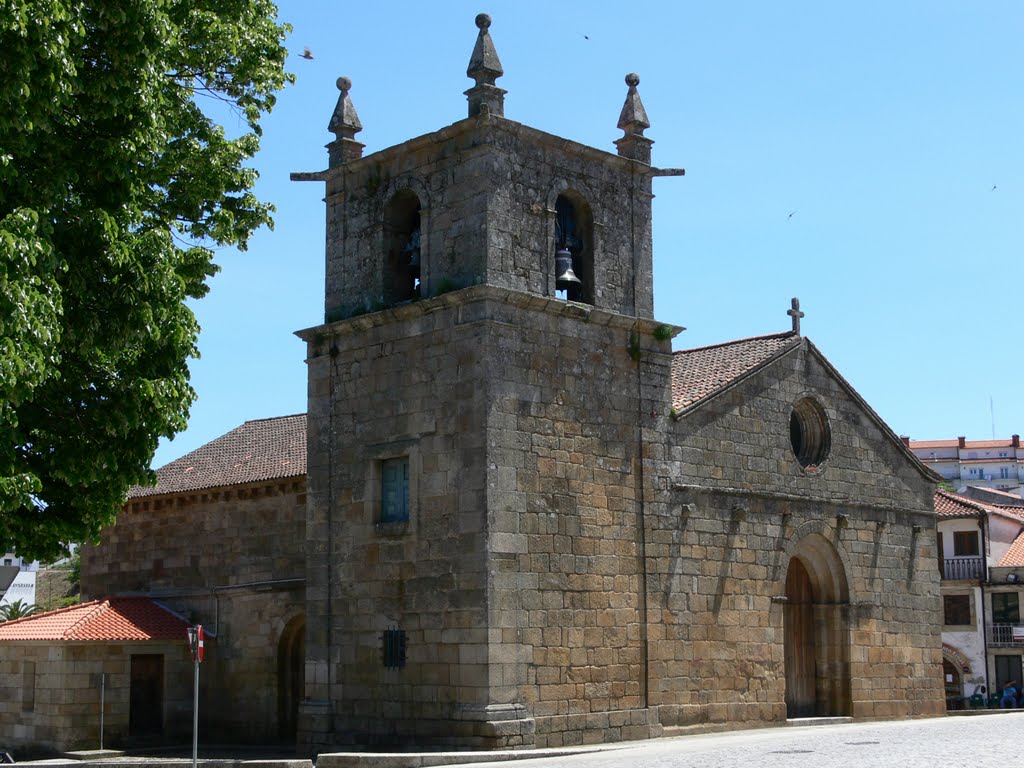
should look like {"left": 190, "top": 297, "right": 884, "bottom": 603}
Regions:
{"left": 992, "top": 185, "right": 997, "bottom": 191}
{"left": 300, "top": 47, "right": 314, "bottom": 60}
{"left": 787, "top": 210, "right": 797, "bottom": 221}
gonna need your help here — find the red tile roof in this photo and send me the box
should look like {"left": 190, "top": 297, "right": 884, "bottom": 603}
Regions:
{"left": 0, "top": 597, "right": 190, "bottom": 642}
{"left": 911, "top": 438, "right": 1018, "bottom": 450}
{"left": 1000, "top": 532, "right": 1024, "bottom": 567}
{"left": 670, "top": 332, "right": 800, "bottom": 413}
{"left": 131, "top": 414, "right": 307, "bottom": 498}
{"left": 935, "top": 489, "right": 986, "bottom": 519}
{"left": 911, "top": 440, "right": 960, "bottom": 449}
{"left": 934, "top": 489, "right": 1024, "bottom": 524}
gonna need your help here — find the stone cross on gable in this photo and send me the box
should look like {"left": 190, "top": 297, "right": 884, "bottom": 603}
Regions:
{"left": 788, "top": 297, "right": 805, "bottom": 334}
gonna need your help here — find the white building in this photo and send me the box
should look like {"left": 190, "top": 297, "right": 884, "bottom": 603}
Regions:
{"left": 936, "top": 489, "right": 1024, "bottom": 708}
{"left": 0, "top": 553, "right": 39, "bottom": 571}
{"left": 909, "top": 436, "right": 1024, "bottom": 493}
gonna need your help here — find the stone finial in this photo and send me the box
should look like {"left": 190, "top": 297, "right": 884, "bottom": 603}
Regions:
{"left": 465, "top": 13, "right": 507, "bottom": 118}
{"left": 788, "top": 297, "right": 805, "bottom": 334}
{"left": 614, "top": 73, "right": 653, "bottom": 164}
{"left": 327, "top": 76, "right": 365, "bottom": 167}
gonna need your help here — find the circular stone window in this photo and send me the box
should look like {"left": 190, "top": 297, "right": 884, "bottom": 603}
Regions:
{"left": 790, "top": 397, "right": 831, "bottom": 470}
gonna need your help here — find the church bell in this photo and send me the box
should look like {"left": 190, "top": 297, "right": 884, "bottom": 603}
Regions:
{"left": 555, "top": 247, "right": 582, "bottom": 290}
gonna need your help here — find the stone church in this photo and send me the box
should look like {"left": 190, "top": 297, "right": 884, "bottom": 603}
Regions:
{"left": 13, "top": 12, "right": 943, "bottom": 755}
{"left": 288, "top": 13, "right": 944, "bottom": 750}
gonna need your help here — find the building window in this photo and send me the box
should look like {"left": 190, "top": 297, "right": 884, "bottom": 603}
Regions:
{"left": 994, "top": 593, "right": 1021, "bottom": 625}
{"left": 381, "top": 627, "right": 407, "bottom": 669}
{"left": 380, "top": 457, "right": 409, "bottom": 523}
{"left": 1001, "top": 467, "right": 1010, "bottom": 479}
{"left": 789, "top": 397, "right": 831, "bottom": 470}
{"left": 944, "top": 594, "right": 972, "bottom": 626}
{"left": 2, "top": 559, "right": 11, "bottom": 566}
{"left": 22, "top": 661, "right": 35, "bottom": 712}
{"left": 953, "top": 531, "right": 980, "bottom": 557}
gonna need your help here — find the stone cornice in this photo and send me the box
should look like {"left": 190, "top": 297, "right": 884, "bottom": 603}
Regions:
{"left": 296, "top": 284, "right": 683, "bottom": 346}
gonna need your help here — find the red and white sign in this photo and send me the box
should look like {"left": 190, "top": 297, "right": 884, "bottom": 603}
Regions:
{"left": 187, "top": 625, "right": 205, "bottom": 663}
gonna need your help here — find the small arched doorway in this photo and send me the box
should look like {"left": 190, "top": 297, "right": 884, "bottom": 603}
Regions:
{"left": 783, "top": 533, "right": 850, "bottom": 718}
{"left": 277, "top": 614, "right": 305, "bottom": 742}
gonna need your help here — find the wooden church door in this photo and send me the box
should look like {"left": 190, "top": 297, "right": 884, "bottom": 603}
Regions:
{"left": 784, "top": 558, "right": 816, "bottom": 717}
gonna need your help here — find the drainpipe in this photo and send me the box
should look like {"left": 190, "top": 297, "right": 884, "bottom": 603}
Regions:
{"left": 979, "top": 512, "right": 990, "bottom": 695}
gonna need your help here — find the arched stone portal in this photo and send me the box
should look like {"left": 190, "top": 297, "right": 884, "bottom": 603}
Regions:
{"left": 783, "top": 533, "right": 850, "bottom": 718}
{"left": 278, "top": 614, "right": 305, "bottom": 742}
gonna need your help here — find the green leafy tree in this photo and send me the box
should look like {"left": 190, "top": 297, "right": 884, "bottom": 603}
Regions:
{"left": 0, "top": 598, "right": 42, "bottom": 621}
{"left": 0, "top": 1, "right": 292, "bottom": 559}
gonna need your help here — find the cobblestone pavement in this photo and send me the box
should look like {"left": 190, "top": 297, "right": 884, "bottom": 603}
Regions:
{"left": 460, "top": 714, "right": 1020, "bottom": 768}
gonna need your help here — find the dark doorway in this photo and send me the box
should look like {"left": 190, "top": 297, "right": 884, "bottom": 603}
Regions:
{"left": 995, "top": 655, "right": 1023, "bottom": 697}
{"left": 129, "top": 654, "right": 164, "bottom": 737}
{"left": 943, "top": 658, "right": 963, "bottom": 709}
{"left": 278, "top": 615, "right": 306, "bottom": 742}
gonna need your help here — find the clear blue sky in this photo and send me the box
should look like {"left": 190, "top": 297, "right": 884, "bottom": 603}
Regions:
{"left": 154, "top": 1, "right": 1024, "bottom": 467}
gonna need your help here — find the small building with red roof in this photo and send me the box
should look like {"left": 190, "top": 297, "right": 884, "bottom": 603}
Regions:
{"left": 0, "top": 598, "right": 194, "bottom": 751}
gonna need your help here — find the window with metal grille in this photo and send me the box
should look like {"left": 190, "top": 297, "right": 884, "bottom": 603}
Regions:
{"left": 382, "top": 628, "right": 407, "bottom": 669}
{"left": 381, "top": 458, "right": 409, "bottom": 523}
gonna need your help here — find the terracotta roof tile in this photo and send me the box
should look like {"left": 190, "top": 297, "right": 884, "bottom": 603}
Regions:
{"left": 0, "top": 598, "right": 190, "bottom": 642}
{"left": 934, "top": 489, "right": 1024, "bottom": 524}
{"left": 935, "top": 489, "right": 985, "bottom": 518}
{"left": 911, "top": 438, "right": 1018, "bottom": 450}
{"left": 131, "top": 414, "right": 306, "bottom": 498}
{"left": 1000, "top": 532, "right": 1024, "bottom": 567}
{"left": 670, "top": 332, "right": 800, "bottom": 413}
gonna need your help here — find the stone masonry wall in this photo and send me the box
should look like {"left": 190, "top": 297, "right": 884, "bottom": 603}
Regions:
{"left": 480, "top": 293, "right": 673, "bottom": 748}
{"left": 0, "top": 641, "right": 190, "bottom": 753}
{"left": 301, "top": 292, "right": 492, "bottom": 748}
{"left": 80, "top": 481, "right": 306, "bottom": 742}
{"left": 644, "top": 342, "right": 945, "bottom": 727}
{"left": 320, "top": 117, "right": 654, "bottom": 322}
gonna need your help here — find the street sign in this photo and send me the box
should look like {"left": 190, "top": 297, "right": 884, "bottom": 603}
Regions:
{"left": 187, "top": 625, "right": 205, "bottom": 663}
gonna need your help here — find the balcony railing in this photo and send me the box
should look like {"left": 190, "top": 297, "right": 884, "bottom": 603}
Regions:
{"left": 942, "top": 557, "right": 985, "bottom": 580}
{"left": 989, "top": 624, "right": 1024, "bottom": 646}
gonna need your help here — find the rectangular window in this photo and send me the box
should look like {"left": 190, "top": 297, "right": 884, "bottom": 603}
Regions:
{"left": 380, "top": 457, "right": 409, "bottom": 523}
{"left": 1001, "top": 467, "right": 1010, "bottom": 479}
{"left": 994, "top": 593, "right": 1021, "bottom": 625}
{"left": 944, "top": 594, "right": 972, "bottom": 626}
{"left": 22, "top": 661, "right": 35, "bottom": 712}
{"left": 954, "top": 531, "right": 980, "bottom": 557}
{"left": 382, "top": 627, "right": 407, "bottom": 668}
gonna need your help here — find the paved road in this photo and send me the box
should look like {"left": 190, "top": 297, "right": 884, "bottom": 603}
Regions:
{"left": 461, "top": 713, "right": 1020, "bottom": 768}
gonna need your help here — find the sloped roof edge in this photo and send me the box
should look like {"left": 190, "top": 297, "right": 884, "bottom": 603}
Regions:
{"left": 804, "top": 340, "right": 941, "bottom": 484}
{"left": 671, "top": 332, "right": 802, "bottom": 416}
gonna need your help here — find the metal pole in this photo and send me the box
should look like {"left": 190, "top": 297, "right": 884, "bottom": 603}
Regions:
{"left": 192, "top": 657, "right": 199, "bottom": 768}
{"left": 99, "top": 672, "right": 105, "bottom": 750}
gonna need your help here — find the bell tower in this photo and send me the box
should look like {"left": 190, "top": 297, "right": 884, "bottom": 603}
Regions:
{"left": 294, "top": 14, "right": 683, "bottom": 752}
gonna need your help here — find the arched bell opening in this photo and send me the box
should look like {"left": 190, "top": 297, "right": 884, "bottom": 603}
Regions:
{"left": 384, "top": 189, "right": 422, "bottom": 304}
{"left": 277, "top": 613, "right": 306, "bottom": 743}
{"left": 553, "top": 191, "right": 594, "bottom": 304}
{"left": 783, "top": 533, "right": 850, "bottom": 719}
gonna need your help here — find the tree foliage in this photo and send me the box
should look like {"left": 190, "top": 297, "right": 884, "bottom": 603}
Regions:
{"left": 0, "top": 1, "right": 292, "bottom": 559}
{"left": 0, "top": 598, "right": 42, "bottom": 622}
